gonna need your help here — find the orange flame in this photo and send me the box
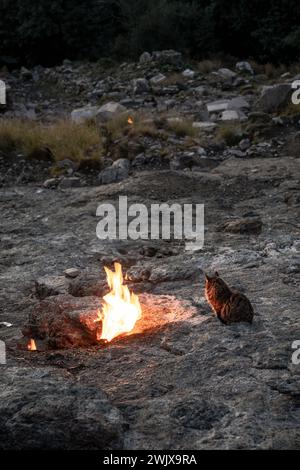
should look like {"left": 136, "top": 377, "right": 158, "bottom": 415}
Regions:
{"left": 28, "top": 338, "right": 37, "bottom": 351}
{"left": 127, "top": 116, "right": 134, "bottom": 125}
{"left": 99, "top": 262, "right": 141, "bottom": 342}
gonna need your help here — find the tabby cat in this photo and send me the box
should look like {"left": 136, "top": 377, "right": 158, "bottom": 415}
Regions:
{"left": 205, "top": 271, "right": 254, "bottom": 324}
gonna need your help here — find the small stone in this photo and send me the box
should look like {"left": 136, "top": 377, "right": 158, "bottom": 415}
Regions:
{"left": 239, "top": 138, "right": 251, "bottom": 151}
{"left": 133, "top": 78, "right": 150, "bottom": 94}
{"left": 207, "top": 100, "right": 229, "bottom": 113}
{"left": 56, "top": 159, "right": 74, "bottom": 169}
{"left": 35, "top": 275, "right": 68, "bottom": 299}
{"left": 236, "top": 61, "right": 254, "bottom": 75}
{"left": 182, "top": 69, "right": 195, "bottom": 78}
{"left": 170, "top": 154, "right": 195, "bottom": 170}
{"left": 64, "top": 268, "right": 80, "bottom": 279}
{"left": 217, "top": 68, "right": 237, "bottom": 79}
{"left": 196, "top": 147, "right": 207, "bottom": 156}
{"left": 221, "top": 110, "right": 245, "bottom": 121}
{"left": 194, "top": 85, "right": 206, "bottom": 96}
{"left": 227, "top": 97, "right": 250, "bottom": 111}
{"left": 113, "top": 157, "right": 130, "bottom": 171}
{"left": 132, "top": 153, "right": 147, "bottom": 167}
{"left": 139, "top": 51, "right": 152, "bottom": 64}
{"left": 228, "top": 149, "right": 246, "bottom": 158}
{"left": 192, "top": 121, "right": 217, "bottom": 130}
{"left": 20, "top": 66, "right": 32, "bottom": 80}
{"left": 167, "top": 117, "right": 183, "bottom": 124}
{"left": 98, "top": 158, "right": 130, "bottom": 185}
{"left": 0, "top": 322, "right": 12, "bottom": 328}
{"left": 59, "top": 177, "right": 81, "bottom": 189}
{"left": 43, "top": 178, "right": 58, "bottom": 189}
{"left": 150, "top": 73, "right": 166, "bottom": 85}
{"left": 272, "top": 116, "right": 284, "bottom": 125}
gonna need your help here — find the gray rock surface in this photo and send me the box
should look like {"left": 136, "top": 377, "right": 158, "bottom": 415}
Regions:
{"left": 1, "top": 166, "right": 299, "bottom": 449}
{"left": 1, "top": 51, "right": 300, "bottom": 450}
{"left": 0, "top": 367, "right": 124, "bottom": 449}
{"left": 22, "top": 294, "right": 102, "bottom": 348}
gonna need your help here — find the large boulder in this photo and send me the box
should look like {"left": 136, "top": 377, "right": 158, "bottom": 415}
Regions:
{"left": 207, "top": 97, "right": 249, "bottom": 114}
{"left": 96, "top": 101, "right": 127, "bottom": 122}
{"left": 71, "top": 105, "right": 100, "bottom": 123}
{"left": 257, "top": 84, "right": 291, "bottom": 113}
{"left": 0, "top": 367, "right": 124, "bottom": 449}
{"left": 71, "top": 102, "right": 127, "bottom": 124}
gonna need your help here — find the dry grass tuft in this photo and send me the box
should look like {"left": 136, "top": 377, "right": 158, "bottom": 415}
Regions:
{"left": 216, "top": 123, "right": 242, "bottom": 146}
{"left": 264, "top": 63, "right": 287, "bottom": 79}
{"left": 280, "top": 101, "right": 300, "bottom": 118}
{"left": 0, "top": 119, "right": 103, "bottom": 162}
{"left": 161, "top": 73, "right": 185, "bottom": 86}
{"left": 247, "top": 61, "right": 300, "bottom": 79}
{"left": 160, "top": 117, "right": 198, "bottom": 138}
{"left": 197, "top": 59, "right": 221, "bottom": 74}
{"left": 105, "top": 112, "right": 161, "bottom": 140}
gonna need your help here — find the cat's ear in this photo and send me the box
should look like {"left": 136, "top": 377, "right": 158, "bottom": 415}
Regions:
{"left": 215, "top": 271, "right": 219, "bottom": 277}
{"left": 205, "top": 273, "right": 211, "bottom": 281}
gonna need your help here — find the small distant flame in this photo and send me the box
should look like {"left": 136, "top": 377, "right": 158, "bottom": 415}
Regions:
{"left": 127, "top": 116, "right": 134, "bottom": 125}
{"left": 28, "top": 338, "right": 37, "bottom": 351}
{"left": 98, "top": 262, "right": 141, "bottom": 342}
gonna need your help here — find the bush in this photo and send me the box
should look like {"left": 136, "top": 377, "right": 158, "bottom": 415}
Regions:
{"left": 1, "top": 1, "right": 300, "bottom": 66}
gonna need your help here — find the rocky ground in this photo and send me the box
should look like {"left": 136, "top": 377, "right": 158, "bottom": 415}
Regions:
{"left": 0, "top": 51, "right": 300, "bottom": 450}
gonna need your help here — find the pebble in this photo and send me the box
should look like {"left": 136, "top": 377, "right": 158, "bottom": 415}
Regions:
{"left": 64, "top": 268, "right": 81, "bottom": 278}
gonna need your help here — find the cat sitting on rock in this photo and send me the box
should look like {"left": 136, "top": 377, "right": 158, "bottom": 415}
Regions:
{"left": 204, "top": 271, "right": 254, "bottom": 325}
